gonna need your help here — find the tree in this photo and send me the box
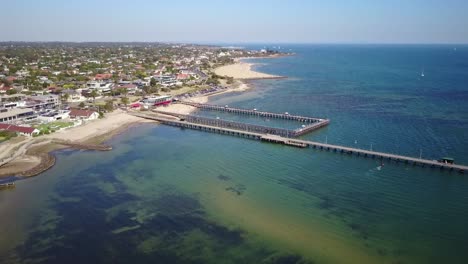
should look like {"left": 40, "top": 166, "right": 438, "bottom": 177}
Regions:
{"left": 6, "top": 89, "right": 17, "bottom": 95}
{"left": 150, "top": 77, "right": 157, "bottom": 87}
{"left": 1, "top": 78, "right": 12, "bottom": 87}
{"left": 103, "top": 100, "right": 114, "bottom": 111}
{"left": 136, "top": 71, "right": 147, "bottom": 79}
{"left": 142, "top": 85, "right": 151, "bottom": 94}
{"left": 118, "top": 87, "right": 128, "bottom": 97}
{"left": 60, "top": 93, "right": 70, "bottom": 103}
{"left": 120, "top": 97, "right": 129, "bottom": 107}
{"left": 79, "top": 102, "right": 85, "bottom": 108}
{"left": 90, "top": 90, "right": 98, "bottom": 104}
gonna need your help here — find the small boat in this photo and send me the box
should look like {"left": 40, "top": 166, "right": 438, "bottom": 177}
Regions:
{"left": 0, "top": 182, "right": 15, "bottom": 189}
{"left": 421, "top": 69, "right": 425, "bottom": 77}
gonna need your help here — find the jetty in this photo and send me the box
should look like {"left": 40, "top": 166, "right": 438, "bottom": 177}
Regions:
{"left": 177, "top": 101, "right": 325, "bottom": 123}
{"left": 154, "top": 102, "right": 330, "bottom": 137}
{"left": 131, "top": 111, "right": 468, "bottom": 174}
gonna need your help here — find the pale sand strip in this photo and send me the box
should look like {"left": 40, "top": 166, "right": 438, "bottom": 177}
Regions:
{"left": 43, "top": 109, "right": 148, "bottom": 142}
{"left": 159, "top": 81, "right": 250, "bottom": 115}
{"left": 214, "top": 62, "right": 282, "bottom": 79}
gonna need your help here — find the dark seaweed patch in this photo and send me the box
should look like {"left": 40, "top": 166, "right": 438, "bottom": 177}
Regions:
{"left": 318, "top": 196, "right": 335, "bottom": 210}
{"left": 217, "top": 174, "right": 232, "bottom": 181}
{"left": 377, "top": 248, "right": 388, "bottom": 256}
{"left": 348, "top": 223, "right": 361, "bottom": 231}
{"left": 154, "top": 193, "right": 202, "bottom": 216}
{"left": 12, "top": 152, "right": 315, "bottom": 264}
{"left": 263, "top": 254, "right": 315, "bottom": 264}
{"left": 225, "top": 184, "right": 246, "bottom": 195}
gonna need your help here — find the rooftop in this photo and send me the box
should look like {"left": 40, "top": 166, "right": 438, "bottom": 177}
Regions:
{"left": 0, "top": 108, "right": 34, "bottom": 119}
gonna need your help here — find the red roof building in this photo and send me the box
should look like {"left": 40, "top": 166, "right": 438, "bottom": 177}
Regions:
{"left": 117, "top": 84, "right": 138, "bottom": 89}
{"left": 0, "top": 86, "right": 12, "bottom": 94}
{"left": 94, "top": 73, "right": 113, "bottom": 80}
{"left": 0, "top": 123, "right": 39, "bottom": 136}
{"left": 69, "top": 109, "right": 99, "bottom": 120}
{"left": 177, "top": 74, "right": 190, "bottom": 80}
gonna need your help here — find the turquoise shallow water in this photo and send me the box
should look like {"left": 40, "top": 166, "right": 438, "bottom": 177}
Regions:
{"left": 1, "top": 45, "right": 468, "bottom": 264}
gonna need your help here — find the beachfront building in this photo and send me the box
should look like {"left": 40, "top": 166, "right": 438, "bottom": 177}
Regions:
{"left": 0, "top": 108, "right": 36, "bottom": 123}
{"left": 69, "top": 109, "right": 99, "bottom": 121}
{"left": 0, "top": 94, "right": 27, "bottom": 108}
{"left": 37, "top": 110, "right": 70, "bottom": 123}
{"left": 153, "top": 74, "right": 177, "bottom": 86}
{"left": 0, "top": 123, "right": 39, "bottom": 137}
{"left": 23, "top": 95, "right": 61, "bottom": 110}
{"left": 116, "top": 84, "right": 138, "bottom": 95}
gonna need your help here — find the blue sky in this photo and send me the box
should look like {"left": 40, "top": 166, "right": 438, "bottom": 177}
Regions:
{"left": 3, "top": 0, "right": 468, "bottom": 43}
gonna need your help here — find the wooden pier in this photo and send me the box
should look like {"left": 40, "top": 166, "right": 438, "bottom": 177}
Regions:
{"left": 153, "top": 109, "right": 329, "bottom": 137}
{"left": 131, "top": 112, "right": 468, "bottom": 174}
{"left": 177, "top": 101, "right": 326, "bottom": 123}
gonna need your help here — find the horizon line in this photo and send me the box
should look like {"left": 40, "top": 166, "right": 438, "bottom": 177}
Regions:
{"left": 0, "top": 41, "right": 467, "bottom": 46}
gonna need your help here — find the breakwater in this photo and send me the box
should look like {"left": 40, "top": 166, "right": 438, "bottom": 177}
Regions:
{"left": 53, "top": 140, "right": 113, "bottom": 151}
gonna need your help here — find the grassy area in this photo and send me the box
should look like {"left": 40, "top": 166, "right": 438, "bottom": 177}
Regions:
{"left": 0, "top": 131, "right": 17, "bottom": 142}
{"left": 35, "top": 121, "right": 74, "bottom": 134}
{"left": 165, "top": 85, "right": 212, "bottom": 97}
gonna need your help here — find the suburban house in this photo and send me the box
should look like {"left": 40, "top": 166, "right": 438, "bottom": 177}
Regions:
{"left": 176, "top": 73, "right": 190, "bottom": 81}
{"left": 94, "top": 73, "right": 113, "bottom": 81}
{"left": 86, "top": 81, "right": 114, "bottom": 94}
{"left": 69, "top": 109, "right": 99, "bottom": 121}
{"left": 37, "top": 110, "right": 70, "bottom": 123}
{"left": 61, "top": 89, "right": 86, "bottom": 102}
{"left": 0, "top": 123, "right": 39, "bottom": 137}
{"left": 116, "top": 84, "right": 138, "bottom": 94}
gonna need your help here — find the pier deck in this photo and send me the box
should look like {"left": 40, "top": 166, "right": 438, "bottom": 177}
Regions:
{"left": 131, "top": 112, "right": 467, "bottom": 173}
{"left": 177, "top": 101, "right": 326, "bottom": 123}
{"left": 154, "top": 108, "right": 329, "bottom": 137}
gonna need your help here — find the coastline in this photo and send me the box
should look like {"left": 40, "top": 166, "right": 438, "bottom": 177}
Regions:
{"left": 214, "top": 60, "right": 285, "bottom": 80}
{"left": 0, "top": 110, "right": 152, "bottom": 178}
{"left": 0, "top": 56, "right": 281, "bottom": 179}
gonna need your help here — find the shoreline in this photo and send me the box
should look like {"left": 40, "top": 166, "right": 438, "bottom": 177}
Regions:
{"left": 214, "top": 60, "right": 285, "bottom": 80}
{"left": 0, "top": 110, "right": 152, "bottom": 179}
{"left": 0, "top": 56, "right": 283, "bottom": 179}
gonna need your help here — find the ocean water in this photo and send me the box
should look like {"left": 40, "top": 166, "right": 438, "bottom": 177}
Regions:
{"left": 1, "top": 45, "right": 468, "bottom": 264}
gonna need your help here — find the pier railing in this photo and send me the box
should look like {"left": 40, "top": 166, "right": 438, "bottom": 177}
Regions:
{"left": 177, "top": 101, "right": 327, "bottom": 123}
{"left": 152, "top": 109, "right": 328, "bottom": 137}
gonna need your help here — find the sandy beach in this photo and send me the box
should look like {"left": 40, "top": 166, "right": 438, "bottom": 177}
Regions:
{"left": 159, "top": 80, "right": 250, "bottom": 115}
{"left": 44, "top": 109, "right": 148, "bottom": 142}
{"left": 214, "top": 61, "right": 282, "bottom": 79}
{"left": 0, "top": 110, "right": 150, "bottom": 177}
